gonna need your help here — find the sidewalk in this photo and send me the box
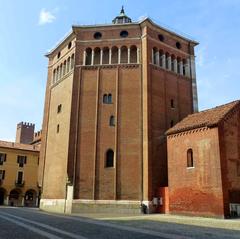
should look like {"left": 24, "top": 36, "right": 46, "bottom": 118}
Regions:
{"left": 71, "top": 212, "right": 240, "bottom": 239}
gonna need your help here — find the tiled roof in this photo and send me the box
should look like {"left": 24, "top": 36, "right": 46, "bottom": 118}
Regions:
{"left": 166, "top": 100, "right": 240, "bottom": 135}
{"left": 0, "top": 140, "right": 40, "bottom": 152}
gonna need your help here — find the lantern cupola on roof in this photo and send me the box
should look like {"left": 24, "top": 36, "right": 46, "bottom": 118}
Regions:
{"left": 112, "top": 6, "right": 132, "bottom": 24}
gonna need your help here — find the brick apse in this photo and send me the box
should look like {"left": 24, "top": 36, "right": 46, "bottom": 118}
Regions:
{"left": 167, "top": 101, "right": 240, "bottom": 218}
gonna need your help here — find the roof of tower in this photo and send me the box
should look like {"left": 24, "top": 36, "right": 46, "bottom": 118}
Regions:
{"left": 46, "top": 14, "right": 198, "bottom": 56}
{"left": 166, "top": 100, "right": 240, "bottom": 135}
{"left": 112, "top": 6, "right": 132, "bottom": 24}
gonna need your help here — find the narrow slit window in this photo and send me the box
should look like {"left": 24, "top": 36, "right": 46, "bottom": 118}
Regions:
{"left": 57, "top": 124, "right": 60, "bottom": 133}
{"left": 187, "top": 149, "right": 194, "bottom": 168}
{"left": 109, "top": 116, "right": 115, "bottom": 126}
{"left": 57, "top": 104, "right": 62, "bottom": 113}
{"left": 106, "top": 149, "right": 114, "bottom": 168}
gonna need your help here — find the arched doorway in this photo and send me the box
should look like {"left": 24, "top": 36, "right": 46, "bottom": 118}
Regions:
{"left": 24, "top": 189, "right": 37, "bottom": 207}
{"left": 9, "top": 189, "right": 21, "bottom": 207}
{"left": 0, "top": 188, "right": 6, "bottom": 205}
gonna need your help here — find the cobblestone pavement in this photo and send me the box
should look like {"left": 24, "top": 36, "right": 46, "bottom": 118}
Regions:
{"left": 0, "top": 207, "right": 239, "bottom": 239}
{"left": 73, "top": 212, "right": 240, "bottom": 239}
{"left": 0, "top": 207, "right": 176, "bottom": 239}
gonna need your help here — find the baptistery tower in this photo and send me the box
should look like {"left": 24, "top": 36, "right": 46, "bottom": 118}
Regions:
{"left": 39, "top": 8, "right": 198, "bottom": 213}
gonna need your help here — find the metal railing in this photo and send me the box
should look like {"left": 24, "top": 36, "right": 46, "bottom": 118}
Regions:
{"left": 15, "top": 180, "right": 25, "bottom": 187}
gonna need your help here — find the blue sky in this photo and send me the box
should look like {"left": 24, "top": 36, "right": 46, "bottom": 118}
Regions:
{"left": 0, "top": 0, "right": 239, "bottom": 141}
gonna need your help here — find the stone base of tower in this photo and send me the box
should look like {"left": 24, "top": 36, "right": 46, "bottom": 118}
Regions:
{"left": 40, "top": 199, "right": 150, "bottom": 214}
{"left": 72, "top": 200, "right": 142, "bottom": 214}
{"left": 40, "top": 198, "right": 161, "bottom": 214}
{"left": 40, "top": 199, "right": 72, "bottom": 214}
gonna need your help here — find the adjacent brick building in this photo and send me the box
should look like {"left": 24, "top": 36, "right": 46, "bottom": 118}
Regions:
{"left": 166, "top": 101, "right": 240, "bottom": 218}
{"left": 39, "top": 8, "right": 198, "bottom": 213}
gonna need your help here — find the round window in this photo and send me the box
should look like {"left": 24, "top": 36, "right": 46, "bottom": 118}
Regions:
{"left": 68, "top": 41, "right": 72, "bottom": 49}
{"left": 176, "top": 42, "right": 181, "bottom": 49}
{"left": 158, "top": 34, "right": 164, "bottom": 42}
{"left": 120, "top": 30, "right": 129, "bottom": 38}
{"left": 57, "top": 52, "right": 61, "bottom": 58}
{"left": 94, "top": 32, "right": 102, "bottom": 39}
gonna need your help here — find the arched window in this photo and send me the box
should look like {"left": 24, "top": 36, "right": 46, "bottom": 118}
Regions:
{"left": 153, "top": 47, "right": 158, "bottom": 64}
{"left": 165, "top": 53, "right": 170, "bottom": 69}
{"left": 71, "top": 54, "right": 75, "bottom": 69}
{"left": 182, "top": 59, "right": 186, "bottom": 76}
{"left": 103, "top": 94, "right": 108, "bottom": 103}
{"left": 187, "top": 149, "right": 194, "bottom": 168}
{"left": 177, "top": 57, "right": 181, "bottom": 74}
{"left": 67, "top": 57, "right": 71, "bottom": 72}
{"left": 111, "top": 46, "right": 118, "bottom": 64}
{"left": 130, "top": 45, "right": 137, "bottom": 63}
{"left": 171, "top": 55, "right": 175, "bottom": 71}
{"left": 103, "top": 94, "right": 112, "bottom": 104}
{"left": 102, "top": 47, "right": 109, "bottom": 64}
{"left": 121, "top": 46, "right": 128, "bottom": 63}
{"left": 59, "top": 64, "right": 62, "bottom": 79}
{"left": 159, "top": 50, "right": 164, "bottom": 67}
{"left": 108, "top": 94, "right": 112, "bottom": 104}
{"left": 53, "top": 69, "right": 56, "bottom": 83}
{"left": 85, "top": 48, "right": 92, "bottom": 65}
{"left": 63, "top": 61, "right": 66, "bottom": 75}
{"left": 106, "top": 149, "right": 114, "bottom": 167}
{"left": 56, "top": 67, "right": 59, "bottom": 81}
{"left": 94, "top": 48, "right": 100, "bottom": 65}
{"left": 109, "top": 115, "right": 115, "bottom": 126}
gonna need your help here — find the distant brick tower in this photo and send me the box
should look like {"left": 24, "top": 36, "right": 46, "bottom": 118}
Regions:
{"left": 15, "top": 122, "right": 35, "bottom": 144}
{"left": 40, "top": 7, "right": 198, "bottom": 214}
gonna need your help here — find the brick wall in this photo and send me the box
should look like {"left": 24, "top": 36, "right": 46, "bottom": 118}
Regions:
{"left": 219, "top": 107, "right": 240, "bottom": 216}
{"left": 167, "top": 127, "right": 225, "bottom": 217}
{"left": 41, "top": 18, "right": 197, "bottom": 210}
{"left": 15, "top": 122, "right": 35, "bottom": 144}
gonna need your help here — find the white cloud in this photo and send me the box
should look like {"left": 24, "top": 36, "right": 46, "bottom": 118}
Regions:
{"left": 38, "top": 8, "right": 56, "bottom": 25}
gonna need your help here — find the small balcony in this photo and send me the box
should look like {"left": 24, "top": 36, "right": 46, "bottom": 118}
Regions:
{"left": 15, "top": 180, "right": 25, "bottom": 187}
